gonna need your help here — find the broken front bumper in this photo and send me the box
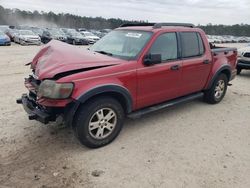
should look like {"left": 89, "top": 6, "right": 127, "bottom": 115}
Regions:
{"left": 16, "top": 94, "right": 57, "bottom": 124}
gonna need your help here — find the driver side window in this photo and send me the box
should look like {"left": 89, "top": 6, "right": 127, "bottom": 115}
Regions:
{"left": 149, "top": 33, "right": 178, "bottom": 61}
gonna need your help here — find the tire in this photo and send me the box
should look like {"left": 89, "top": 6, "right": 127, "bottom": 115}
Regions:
{"left": 74, "top": 96, "right": 124, "bottom": 148}
{"left": 204, "top": 73, "right": 228, "bottom": 104}
{"left": 20, "top": 40, "right": 25, "bottom": 46}
{"left": 237, "top": 68, "right": 242, "bottom": 75}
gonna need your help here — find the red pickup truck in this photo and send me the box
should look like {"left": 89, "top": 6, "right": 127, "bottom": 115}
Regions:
{"left": 17, "top": 23, "right": 237, "bottom": 148}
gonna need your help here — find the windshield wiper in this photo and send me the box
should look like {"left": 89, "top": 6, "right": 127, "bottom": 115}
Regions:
{"left": 95, "top": 50, "right": 113, "bottom": 56}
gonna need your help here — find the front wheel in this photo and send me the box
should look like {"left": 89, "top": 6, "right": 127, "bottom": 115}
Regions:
{"left": 74, "top": 97, "right": 124, "bottom": 148}
{"left": 204, "top": 74, "right": 228, "bottom": 104}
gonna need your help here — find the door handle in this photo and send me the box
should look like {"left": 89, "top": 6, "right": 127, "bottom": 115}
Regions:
{"left": 170, "top": 64, "right": 180, "bottom": 70}
{"left": 203, "top": 60, "right": 211, "bottom": 64}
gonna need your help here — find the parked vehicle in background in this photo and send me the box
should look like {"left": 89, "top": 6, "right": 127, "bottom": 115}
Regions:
{"left": 14, "top": 30, "right": 41, "bottom": 45}
{"left": 98, "top": 29, "right": 112, "bottom": 38}
{"left": 60, "top": 28, "right": 77, "bottom": 34}
{"left": 5, "top": 29, "right": 19, "bottom": 42}
{"left": 17, "top": 23, "right": 237, "bottom": 148}
{"left": 0, "top": 25, "right": 9, "bottom": 33}
{"left": 237, "top": 45, "right": 250, "bottom": 74}
{"left": 60, "top": 28, "right": 89, "bottom": 45}
{"left": 41, "top": 28, "right": 67, "bottom": 44}
{"left": 30, "top": 27, "right": 45, "bottom": 37}
{"left": 90, "top": 30, "right": 103, "bottom": 38}
{"left": 207, "top": 35, "right": 215, "bottom": 43}
{"left": 206, "top": 35, "right": 250, "bottom": 44}
{"left": 80, "top": 31, "right": 100, "bottom": 44}
{"left": 0, "top": 30, "right": 11, "bottom": 46}
{"left": 77, "top": 28, "right": 87, "bottom": 32}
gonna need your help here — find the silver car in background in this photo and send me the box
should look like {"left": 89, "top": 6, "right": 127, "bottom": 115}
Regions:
{"left": 14, "top": 30, "right": 41, "bottom": 45}
{"left": 80, "top": 31, "right": 100, "bottom": 44}
{"left": 237, "top": 44, "right": 250, "bottom": 74}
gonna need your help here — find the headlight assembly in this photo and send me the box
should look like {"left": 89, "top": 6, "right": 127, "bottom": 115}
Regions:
{"left": 38, "top": 80, "right": 74, "bottom": 99}
{"left": 237, "top": 51, "right": 243, "bottom": 57}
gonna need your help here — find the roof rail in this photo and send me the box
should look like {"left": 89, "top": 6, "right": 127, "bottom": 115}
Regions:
{"left": 153, "top": 23, "right": 195, "bottom": 28}
{"left": 119, "top": 22, "right": 195, "bottom": 28}
{"left": 119, "top": 23, "right": 155, "bottom": 27}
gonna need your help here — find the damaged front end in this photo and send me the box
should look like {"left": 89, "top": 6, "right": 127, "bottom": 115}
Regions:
{"left": 16, "top": 94, "right": 58, "bottom": 124}
{"left": 17, "top": 40, "right": 122, "bottom": 124}
{"left": 16, "top": 75, "right": 68, "bottom": 124}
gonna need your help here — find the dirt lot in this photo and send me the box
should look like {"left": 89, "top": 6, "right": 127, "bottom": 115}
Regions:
{"left": 0, "top": 43, "right": 250, "bottom": 188}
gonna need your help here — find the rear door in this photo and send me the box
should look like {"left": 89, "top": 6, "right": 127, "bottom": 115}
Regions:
{"left": 179, "top": 32, "right": 212, "bottom": 95}
{"left": 136, "top": 32, "right": 182, "bottom": 109}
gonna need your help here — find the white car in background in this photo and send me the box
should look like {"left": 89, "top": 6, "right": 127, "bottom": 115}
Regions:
{"left": 15, "top": 30, "right": 41, "bottom": 45}
{"left": 80, "top": 31, "right": 100, "bottom": 44}
{"left": 206, "top": 35, "right": 215, "bottom": 43}
{"left": 237, "top": 44, "right": 250, "bottom": 74}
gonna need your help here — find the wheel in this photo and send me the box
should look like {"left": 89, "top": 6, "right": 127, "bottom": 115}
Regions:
{"left": 237, "top": 68, "right": 242, "bottom": 75}
{"left": 74, "top": 96, "right": 124, "bottom": 148}
{"left": 204, "top": 74, "right": 228, "bottom": 104}
{"left": 20, "top": 40, "right": 25, "bottom": 46}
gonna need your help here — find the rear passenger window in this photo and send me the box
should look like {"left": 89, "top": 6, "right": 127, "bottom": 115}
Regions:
{"left": 181, "top": 32, "right": 205, "bottom": 58}
{"left": 149, "top": 33, "right": 178, "bottom": 61}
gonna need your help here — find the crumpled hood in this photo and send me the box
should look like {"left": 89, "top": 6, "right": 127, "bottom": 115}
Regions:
{"left": 31, "top": 40, "right": 124, "bottom": 80}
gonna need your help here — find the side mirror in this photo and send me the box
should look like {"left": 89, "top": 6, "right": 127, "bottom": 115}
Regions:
{"left": 143, "top": 54, "right": 162, "bottom": 66}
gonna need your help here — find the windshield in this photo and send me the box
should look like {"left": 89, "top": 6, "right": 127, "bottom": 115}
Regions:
{"left": 0, "top": 26, "right": 9, "bottom": 32}
{"left": 0, "top": 31, "right": 5, "bottom": 36}
{"left": 90, "top": 30, "right": 152, "bottom": 60}
{"left": 20, "top": 30, "right": 35, "bottom": 35}
{"left": 50, "top": 29, "right": 65, "bottom": 36}
{"left": 32, "top": 28, "right": 43, "bottom": 35}
{"left": 71, "top": 32, "right": 83, "bottom": 38}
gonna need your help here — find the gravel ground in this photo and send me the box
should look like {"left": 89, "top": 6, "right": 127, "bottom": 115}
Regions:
{"left": 0, "top": 43, "right": 250, "bottom": 188}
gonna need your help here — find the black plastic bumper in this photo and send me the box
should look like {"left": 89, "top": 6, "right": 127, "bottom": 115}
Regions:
{"left": 16, "top": 94, "right": 56, "bottom": 124}
{"left": 237, "top": 60, "right": 250, "bottom": 69}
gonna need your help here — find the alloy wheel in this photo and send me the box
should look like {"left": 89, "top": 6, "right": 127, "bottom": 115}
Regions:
{"left": 88, "top": 108, "right": 117, "bottom": 140}
{"left": 214, "top": 80, "right": 225, "bottom": 99}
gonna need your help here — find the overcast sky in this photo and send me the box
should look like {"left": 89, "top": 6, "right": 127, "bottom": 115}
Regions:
{"left": 0, "top": 0, "right": 249, "bottom": 25}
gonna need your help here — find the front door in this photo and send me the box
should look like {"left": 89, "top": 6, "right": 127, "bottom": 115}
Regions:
{"left": 136, "top": 32, "right": 182, "bottom": 109}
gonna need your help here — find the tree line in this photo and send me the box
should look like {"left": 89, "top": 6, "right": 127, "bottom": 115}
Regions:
{"left": 1, "top": 5, "right": 250, "bottom": 36}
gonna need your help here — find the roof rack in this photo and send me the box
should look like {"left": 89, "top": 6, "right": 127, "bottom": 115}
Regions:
{"left": 119, "top": 22, "right": 195, "bottom": 28}
{"left": 119, "top": 23, "right": 155, "bottom": 27}
{"left": 153, "top": 23, "right": 195, "bottom": 28}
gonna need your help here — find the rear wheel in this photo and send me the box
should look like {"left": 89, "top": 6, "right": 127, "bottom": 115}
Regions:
{"left": 74, "top": 96, "right": 124, "bottom": 148}
{"left": 204, "top": 74, "right": 228, "bottom": 104}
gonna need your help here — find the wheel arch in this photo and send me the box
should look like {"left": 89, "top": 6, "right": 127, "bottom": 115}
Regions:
{"left": 206, "top": 65, "right": 231, "bottom": 89}
{"left": 65, "top": 84, "right": 133, "bottom": 127}
{"left": 78, "top": 85, "right": 133, "bottom": 113}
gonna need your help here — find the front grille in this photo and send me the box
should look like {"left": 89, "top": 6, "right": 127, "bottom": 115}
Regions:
{"left": 243, "top": 52, "right": 250, "bottom": 58}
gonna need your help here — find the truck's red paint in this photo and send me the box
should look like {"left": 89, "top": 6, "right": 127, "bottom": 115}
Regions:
{"left": 28, "top": 26, "right": 237, "bottom": 111}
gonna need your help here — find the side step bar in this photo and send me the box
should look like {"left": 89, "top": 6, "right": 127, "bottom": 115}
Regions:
{"left": 128, "top": 92, "right": 204, "bottom": 119}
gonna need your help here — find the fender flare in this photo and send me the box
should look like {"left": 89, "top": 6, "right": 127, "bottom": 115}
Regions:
{"left": 206, "top": 65, "right": 231, "bottom": 89}
{"left": 64, "top": 84, "right": 133, "bottom": 127}
{"left": 77, "top": 84, "right": 133, "bottom": 113}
